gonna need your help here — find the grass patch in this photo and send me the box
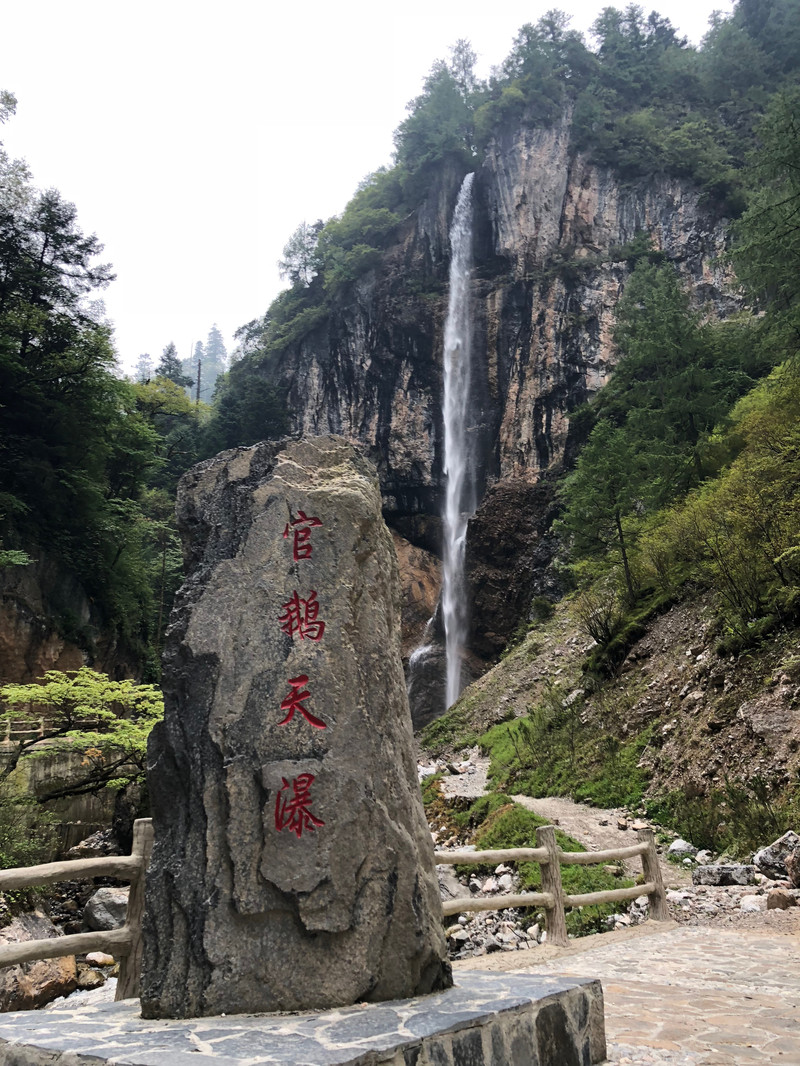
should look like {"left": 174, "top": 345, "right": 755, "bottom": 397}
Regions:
{"left": 419, "top": 701, "right": 482, "bottom": 756}
{"left": 478, "top": 688, "right": 653, "bottom": 809}
{"left": 470, "top": 801, "right": 635, "bottom": 937}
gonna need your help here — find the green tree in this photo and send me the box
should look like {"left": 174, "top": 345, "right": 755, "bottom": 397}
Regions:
{"left": 0, "top": 165, "right": 161, "bottom": 643}
{"left": 155, "top": 341, "right": 193, "bottom": 388}
{"left": 557, "top": 420, "right": 645, "bottom": 600}
{"left": 278, "top": 220, "right": 323, "bottom": 287}
{"left": 202, "top": 323, "right": 228, "bottom": 396}
{"left": 393, "top": 47, "right": 479, "bottom": 180}
{"left": 596, "top": 261, "right": 752, "bottom": 497}
{"left": 733, "top": 87, "right": 800, "bottom": 346}
{"left": 0, "top": 668, "right": 163, "bottom": 797}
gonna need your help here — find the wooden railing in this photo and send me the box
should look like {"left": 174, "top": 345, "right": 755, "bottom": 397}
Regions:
{"left": 0, "top": 818, "right": 153, "bottom": 1000}
{"left": 0, "top": 717, "right": 103, "bottom": 744}
{"left": 435, "top": 825, "right": 669, "bottom": 947}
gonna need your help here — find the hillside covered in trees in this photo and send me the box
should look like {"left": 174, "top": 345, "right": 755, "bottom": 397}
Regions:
{"left": 1, "top": 0, "right": 800, "bottom": 767}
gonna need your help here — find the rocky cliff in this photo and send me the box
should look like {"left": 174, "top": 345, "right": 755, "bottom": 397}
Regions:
{"left": 0, "top": 558, "right": 135, "bottom": 685}
{"left": 259, "top": 113, "right": 738, "bottom": 716}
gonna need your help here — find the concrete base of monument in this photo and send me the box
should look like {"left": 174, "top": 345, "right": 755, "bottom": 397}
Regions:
{"left": 0, "top": 972, "right": 606, "bottom": 1066}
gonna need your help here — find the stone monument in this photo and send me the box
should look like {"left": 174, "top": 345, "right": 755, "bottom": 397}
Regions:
{"left": 140, "top": 436, "right": 452, "bottom": 1019}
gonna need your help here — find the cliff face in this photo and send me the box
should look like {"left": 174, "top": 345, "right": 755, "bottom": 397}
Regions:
{"left": 0, "top": 559, "right": 135, "bottom": 684}
{"left": 256, "top": 115, "right": 739, "bottom": 711}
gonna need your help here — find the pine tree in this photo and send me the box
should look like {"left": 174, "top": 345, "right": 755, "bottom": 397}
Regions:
{"left": 155, "top": 341, "right": 193, "bottom": 389}
{"left": 133, "top": 352, "right": 153, "bottom": 383}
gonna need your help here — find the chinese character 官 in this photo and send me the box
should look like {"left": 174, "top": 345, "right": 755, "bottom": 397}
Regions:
{"left": 278, "top": 674, "right": 326, "bottom": 729}
{"left": 275, "top": 773, "right": 324, "bottom": 838}
{"left": 278, "top": 590, "right": 325, "bottom": 641}
{"left": 283, "top": 510, "right": 322, "bottom": 561}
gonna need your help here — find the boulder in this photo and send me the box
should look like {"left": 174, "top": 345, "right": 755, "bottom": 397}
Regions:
{"left": 0, "top": 912, "right": 77, "bottom": 1011}
{"left": 668, "top": 838, "right": 697, "bottom": 858}
{"left": 85, "top": 952, "right": 116, "bottom": 967}
{"left": 786, "top": 847, "right": 800, "bottom": 888}
{"left": 739, "top": 895, "right": 765, "bottom": 913}
{"left": 436, "top": 866, "right": 464, "bottom": 903}
{"left": 82, "top": 887, "right": 129, "bottom": 931}
{"left": 66, "top": 829, "right": 122, "bottom": 859}
{"left": 753, "top": 831, "right": 800, "bottom": 880}
{"left": 141, "top": 437, "right": 451, "bottom": 1019}
{"left": 692, "top": 864, "right": 756, "bottom": 887}
{"left": 766, "top": 888, "right": 797, "bottom": 911}
{"left": 76, "top": 964, "right": 106, "bottom": 990}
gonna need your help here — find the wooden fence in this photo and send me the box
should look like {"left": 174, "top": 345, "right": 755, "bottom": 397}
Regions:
{"left": 0, "top": 821, "right": 667, "bottom": 1000}
{"left": 0, "top": 818, "right": 153, "bottom": 1000}
{"left": 435, "top": 826, "right": 669, "bottom": 946}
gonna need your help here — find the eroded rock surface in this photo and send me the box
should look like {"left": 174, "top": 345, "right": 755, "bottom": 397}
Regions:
{"left": 0, "top": 912, "right": 77, "bottom": 1011}
{"left": 141, "top": 436, "right": 451, "bottom": 1019}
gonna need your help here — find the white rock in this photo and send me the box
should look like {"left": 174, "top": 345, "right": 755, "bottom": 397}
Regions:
{"left": 740, "top": 895, "right": 765, "bottom": 912}
{"left": 668, "top": 838, "right": 698, "bottom": 858}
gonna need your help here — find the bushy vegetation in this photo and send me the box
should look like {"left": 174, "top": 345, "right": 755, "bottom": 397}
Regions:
{"left": 647, "top": 774, "right": 800, "bottom": 857}
{"left": 557, "top": 81, "right": 800, "bottom": 666}
{"left": 0, "top": 782, "right": 57, "bottom": 872}
{"left": 477, "top": 683, "right": 652, "bottom": 809}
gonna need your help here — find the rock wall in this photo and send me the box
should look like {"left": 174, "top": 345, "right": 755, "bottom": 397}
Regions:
{"left": 243, "top": 113, "right": 739, "bottom": 702}
{"left": 0, "top": 558, "right": 134, "bottom": 685}
{"left": 273, "top": 115, "right": 733, "bottom": 514}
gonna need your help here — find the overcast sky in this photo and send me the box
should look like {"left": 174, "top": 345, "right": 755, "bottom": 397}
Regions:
{"left": 1, "top": 0, "right": 731, "bottom": 378}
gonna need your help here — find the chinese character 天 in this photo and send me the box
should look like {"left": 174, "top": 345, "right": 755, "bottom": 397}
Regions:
{"left": 278, "top": 674, "right": 326, "bottom": 729}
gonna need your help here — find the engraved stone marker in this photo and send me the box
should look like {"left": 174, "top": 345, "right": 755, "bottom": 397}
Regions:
{"left": 140, "top": 436, "right": 451, "bottom": 1018}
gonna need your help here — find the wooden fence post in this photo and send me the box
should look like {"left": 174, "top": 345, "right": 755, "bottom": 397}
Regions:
{"left": 536, "top": 825, "right": 569, "bottom": 947}
{"left": 115, "top": 818, "right": 154, "bottom": 1000}
{"left": 637, "top": 828, "right": 669, "bottom": 921}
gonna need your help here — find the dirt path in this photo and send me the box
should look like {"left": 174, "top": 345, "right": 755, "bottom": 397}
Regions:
{"left": 437, "top": 754, "right": 691, "bottom": 886}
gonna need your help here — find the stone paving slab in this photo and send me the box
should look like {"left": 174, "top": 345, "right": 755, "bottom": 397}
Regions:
{"left": 0, "top": 972, "right": 606, "bottom": 1065}
{"left": 456, "top": 910, "right": 800, "bottom": 1065}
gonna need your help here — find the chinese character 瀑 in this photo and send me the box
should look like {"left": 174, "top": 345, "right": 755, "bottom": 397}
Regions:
{"left": 283, "top": 510, "right": 322, "bottom": 561}
{"left": 278, "top": 590, "right": 325, "bottom": 641}
{"left": 278, "top": 674, "right": 326, "bottom": 729}
{"left": 275, "top": 773, "right": 324, "bottom": 838}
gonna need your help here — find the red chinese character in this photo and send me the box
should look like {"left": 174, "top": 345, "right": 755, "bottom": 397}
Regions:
{"left": 278, "top": 675, "right": 326, "bottom": 729}
{"left": 278, "top": 591, "right": 325, "bottom": 641}
{"left": 283, "top": 510, "right": 322, "bottom": 561}
{"left": 275, "top": 773, "right": 324, "bottom": 838}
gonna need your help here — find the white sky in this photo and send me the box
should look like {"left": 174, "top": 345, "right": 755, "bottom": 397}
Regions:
{"left": 1, "top": 0, "right": 732, "bottom": 378}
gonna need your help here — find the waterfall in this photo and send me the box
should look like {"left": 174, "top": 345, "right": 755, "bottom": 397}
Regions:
{"left": 441, "top": 173, "right": 475, "bottom": 710}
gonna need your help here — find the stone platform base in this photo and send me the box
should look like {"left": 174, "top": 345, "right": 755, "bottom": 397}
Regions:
{"left": 0, "top": 972, "right": 606, "bottom": 1066}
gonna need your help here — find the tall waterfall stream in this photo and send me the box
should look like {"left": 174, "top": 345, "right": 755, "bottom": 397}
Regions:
{"left": 441, "top": 173, "right": 475, "bottom": 709}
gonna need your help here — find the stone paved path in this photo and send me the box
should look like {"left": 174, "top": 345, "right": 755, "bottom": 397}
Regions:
{"left": 455, "top": 909, "right": 800, "bottom": 1064}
